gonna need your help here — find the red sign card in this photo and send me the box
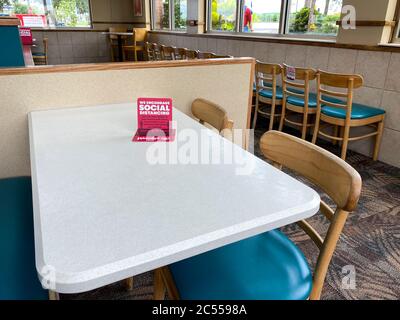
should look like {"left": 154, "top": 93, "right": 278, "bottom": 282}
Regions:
{"left": 132, "top": 98, "right": 175, "bottom": 142}
{"left": 19, "top": 27, "right": 33, "bottom": 45}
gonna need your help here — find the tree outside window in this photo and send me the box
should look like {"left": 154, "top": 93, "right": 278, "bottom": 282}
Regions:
{"left": 0, "top": 0, "right": 91, "bottom": 28}
{"left": 153, "top": 0, "right": 187, "bottom": 31}
{"left": 211, "top": 0, "right": 237, "bottom": 31}
{"left": 288, "top": 0, "right": 342, "bottom": 35}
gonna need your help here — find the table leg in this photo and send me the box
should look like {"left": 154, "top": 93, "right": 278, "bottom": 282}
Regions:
{"left": 117, "top": 35, "right": 123, "bottom": 62}
{"left": 124, "top": 277, "right": 134, "bottom": 291}
{"left": 48, "top": 290, "right": 60, "bottom": 300}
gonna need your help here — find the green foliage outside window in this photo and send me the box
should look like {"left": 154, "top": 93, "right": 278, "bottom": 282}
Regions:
{"left": 0, "top": 0, "right": 11, "bottom": 11}
{"left": 289, "top": 6, "right": 339, "bottom": 35}
{"left": 51, "top": 0, "right": 90, "bottom": 27}
{"left": 211, "top": 0, "right": 236, "bottom": 31}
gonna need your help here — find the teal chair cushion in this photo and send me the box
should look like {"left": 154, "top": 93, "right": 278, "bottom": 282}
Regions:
{"left": 321, "top": 96, "right": 385, "bottom": 120}
{"left": 286, "top": 92, "right": 318, "bottom": 108}
{"left": 169, "top": 229, "right": 312, "bottom": 300}
{"left": 0, "top": 177, "right": 48, "bottom": 300}
{"left": 259, "top": 86, "right": 284, "bottom": 100}
{"left": 253, "top": 81, "right": 273, "bottom": 92}
{"left": 32, "top": 52, "right": 45, "bottom": 56}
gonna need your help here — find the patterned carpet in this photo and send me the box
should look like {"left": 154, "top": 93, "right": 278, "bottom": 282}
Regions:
{"left": 62, "top": 124, "right": 400, "bottom": 300}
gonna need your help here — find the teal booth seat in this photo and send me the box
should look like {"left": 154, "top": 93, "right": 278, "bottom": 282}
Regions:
{"left": 286, "top": 92, "right": 318, "bottom": 108}
{"left": 169, "top": 229, "right": 312, "bottom": 300}
{"left": 0, "top": 26, "right": 25, "bottom": 68}
{"left": 0, "top": 177, "right": 48, "bottom": 300}
{"left": 321, "top": 96, "right": 385, "bottom": 120}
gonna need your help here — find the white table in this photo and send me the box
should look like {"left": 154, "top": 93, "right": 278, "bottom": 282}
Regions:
{"left": 29, "top": 102, "right": 320, "bottom": 294}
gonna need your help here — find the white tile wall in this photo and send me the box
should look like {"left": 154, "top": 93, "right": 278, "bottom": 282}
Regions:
{"left": 32, "top": 31, "right": 111, "bottom": 65}
{"left": 148, "top": 33, "right": 400, "bottom": 167}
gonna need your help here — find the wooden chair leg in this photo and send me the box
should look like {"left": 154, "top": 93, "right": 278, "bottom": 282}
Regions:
{"left": 124, "top": 277, "right": 134, "bottom": 291}
{"left": 301, "top": 113, "right": 308, "bottom": 140}
{"left": 160, "top": 267, "right": 180, "bottom": 300}
{"left": 341, "top": 125, "right": 350, "bottom": 160}
{"left": 312, "top": 110, "right": 321, "bottom": 144}
{"left": 153, "top": 268, "right": 166, "bottom": 300}
{"left": 278, "top": 99, "right": 286, "bottom": 132}
{"left": 134, "top": 49, "right": 138, "bottom": 62}
{"left": 252, "top": 95, "right": 259, "bottom": 129}
{"left": 48, "top": 290, "right": 60, "bottom": 300}
{"left": 373, "top": 120, "right": 384, "bottom": 161}
{"left": 269, "top": 99, "right": 276, "bottom": 131}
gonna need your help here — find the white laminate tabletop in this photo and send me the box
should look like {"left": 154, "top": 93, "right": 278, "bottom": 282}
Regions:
{"left": 29, "top": 102, "right": 320, "bottom": 294}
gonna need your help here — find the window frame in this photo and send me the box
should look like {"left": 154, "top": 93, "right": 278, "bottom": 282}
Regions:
{"left": 206, "top": 0, "right": 340, "bottom": 40}
{"left": 151, "top": 0, "right": 187, "bottom": 32}
{"left": 392, "top": 1, "right": 400, "bottom": 43}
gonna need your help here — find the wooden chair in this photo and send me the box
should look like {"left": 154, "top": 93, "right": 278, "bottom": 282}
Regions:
{"left": 108, "top": 27, "right": 128, "bottom": 62}
{"left": 122, "top": 28, "right": 147, "bottom": 61}
{"left": 155, "top": 131, "right": 362, "bottom": 300}
{"left": 174, "top": 47, "right": 187, "bottom": 60}
{"left": 252, "top": 62, "right": 283, "bottom": 131}
{"left": 184, "top": 49, "right": 197, "bottom": 59}
{"left": 191, "top": 98, "right": 234, "bottom": 133}
{"left": 312, "top": 70, "right": 386, "bottom": 161}
{"left": 151, "top": 43, "right": 162, "bottom": 61}
{"left": 160, "top": 45, "right": 176, "bottom": 60}
{"left": 144, "top": 42, "right": 154, "bottom": 61}
{"left": 196, "top": 51, "right": 215, "bottom": 59}
{"left": 279, "top": 64, "right": 317, "bottom": 140}
{"left": 210, "top": 53, "right": 233, "bottom": 58}
{"left": 32, "top": 38, "right": 48, "bottom": 65}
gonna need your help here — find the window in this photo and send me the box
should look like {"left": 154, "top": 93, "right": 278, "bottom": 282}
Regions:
{"left": 0, "top": 0, "right": 91, "bottom": 28}
{"left": 210, "top": 0, "right": 237, "bottom": 32}
{"left": 152, "top": 0, "right": 187, "bottom": 31}
{"left": 206, "top": 0, "right": 343, "bottom": 38}
{"left": 287, "top": 0, "right": 342, "bottom": 36}
{"left": 242, "top": 0, "right": 282, "bottom": 34}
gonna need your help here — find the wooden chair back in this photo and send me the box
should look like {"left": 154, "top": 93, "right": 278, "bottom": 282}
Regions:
{"left": 151, "top": 43, "right": 162, "bottom": 61}
{"left": 260, "top": 130, "right": 362, "bottom": 300}
{"left": 255, "top": 61, "right": 282, "bottom": 94}
{"left": 316, "top": 70, "right": 364, "bottom": 121}
{"left": 282, "top": 64, "right": 316, "bottom": 111}
{"left": 33, "top": 38, "right": 48, "bottom": 65}
{"left": 161, "top": 45, "right": 176, "bottom": 60}
{"left": 173, "top": 47, "right": 186, "bottom": 60}
{"left": 43, "top": 38, "right": 48, "bottom": 64}
{"left": 197, "top": 51, "right": 214, "bottom": 59}
{"left": 191, "top": 98, "right": 234, "bottom": 133}
{"left": 210, "top": 53, "right": 233, "bottom": 58}
{"left": 184, "top": 49, "right": 197, "bottom": 59}
{"left": 174, "top": 47, "right": 187, "bottom": 60}
{"left": 144, "top": 42, "right": 154, "bottom": 61}
{"left": 133, "top": 28, "right": 147, "bottom": 43}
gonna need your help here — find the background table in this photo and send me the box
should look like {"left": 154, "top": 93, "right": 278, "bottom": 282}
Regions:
{"left": 29, "top": 102, "right": 320, "bottom": 294}
{"left": 101, "top": 32, "right": 133, "bottom": 62}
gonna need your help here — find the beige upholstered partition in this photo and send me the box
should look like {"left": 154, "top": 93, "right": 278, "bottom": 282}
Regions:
{"left": 0, "top": 58, "right": 255, "bottom": 179}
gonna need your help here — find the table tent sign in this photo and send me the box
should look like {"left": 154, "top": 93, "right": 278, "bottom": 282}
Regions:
{"left": 286, "top": 65, "right": 296, "bottom": 81}
{"left": 132, "top": 98, "right": 175, "bottom": 142}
